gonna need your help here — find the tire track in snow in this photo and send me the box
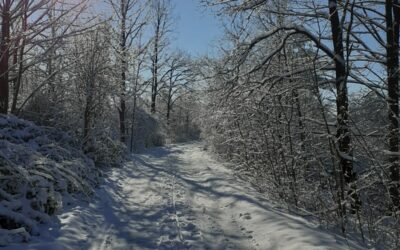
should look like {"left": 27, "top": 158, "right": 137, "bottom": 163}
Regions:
{"left": 156, "top": 153, "right": 204, "bottom": 249}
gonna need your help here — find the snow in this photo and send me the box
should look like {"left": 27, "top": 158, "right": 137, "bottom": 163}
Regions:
{"left": 3, "top": 142, "right": 370, "bottom": 249}
{"left": 0, "top": 115, "right": 99, "bottom": 246}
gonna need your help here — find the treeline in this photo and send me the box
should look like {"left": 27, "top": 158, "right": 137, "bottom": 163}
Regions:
{"left": 200, "top": 0, "right": 400, "bottom": 248}
{"left": 0, "top": 0, "right": 199, "bottom": 159}
{"left": 0, "top": 1, "right": 202, "bottom": 242}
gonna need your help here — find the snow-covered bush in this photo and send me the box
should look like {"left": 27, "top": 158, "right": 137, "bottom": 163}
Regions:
{"left": 0, "top": 115, "right": 99, "bottom": 245}
{"left": 129, "top": 108, "right": 166, "bottom": 152}
{"left": 87, "top": 135, "right": 128, "bottom": 167}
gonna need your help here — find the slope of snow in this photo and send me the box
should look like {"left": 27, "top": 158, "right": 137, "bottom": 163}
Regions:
{"left": 0, "top": 115, "right": 99, "bottom": 246}
{"left": 4, "top": 142, "right": 371, "bottom": 249}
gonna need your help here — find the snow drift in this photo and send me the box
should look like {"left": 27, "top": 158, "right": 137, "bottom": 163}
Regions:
{"left": 0, "top": 115, "right": 99, "bottom": 246}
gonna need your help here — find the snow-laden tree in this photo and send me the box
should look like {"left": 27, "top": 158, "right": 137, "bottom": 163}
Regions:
{"left": 200, "top": 0, "right": 400, "bottom": 247}
{"left": 106, "top": 0, "right": 147, "bottom": 143}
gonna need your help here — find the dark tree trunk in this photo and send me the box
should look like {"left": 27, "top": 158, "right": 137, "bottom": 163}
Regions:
{"left": 129, "top": 97, "right": 136, "bottom": 152}
{"left": 11, "top": 0, "right": 28, "bottom": 114}
{"left": 151, "top": 31, "right": 159, "bottom": 114}
{"left": 166, "top": 69, "right": 173, "bottom": 122}
{"left": 83, "top": 95, "right": 92, "bottom": 152}
{"left": 119, "top": 0, "right": 127, "bottom": 143}
{"left": 119, "top": 100, "right": 126, "bottom": 143}
{"left": 328, "top": 0, "right": 360, "bottom": 214}
{"left": 130, "top": 69, "right": 139, "bottom": 152}
{"left": 386, "top": 0, "right": 400, "bottom": 212}
{"left": 47, "top": 2, "right": 57, "bottom": 97}
{"left": 166, "top": 100, "right": 171, "bottom": 121}
{"left": 0, "top": 0, "right": 11, "bottom": 114}
{"left": 151, "top": 1, "right": 163, "bottom": 114}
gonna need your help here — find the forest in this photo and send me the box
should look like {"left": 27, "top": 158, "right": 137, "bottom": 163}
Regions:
{"left": 0, "top": 0, "right": 399, "bottom": 249}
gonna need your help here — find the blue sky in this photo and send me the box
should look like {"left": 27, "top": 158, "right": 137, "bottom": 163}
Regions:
{"left": 94, "top": 0, "right": 222, "bottom": 57}
{"left": 172, "top": 0, "right": 222, "bottom": 56}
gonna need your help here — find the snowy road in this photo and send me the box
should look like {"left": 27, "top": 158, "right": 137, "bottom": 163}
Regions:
{"left": 7, "top": 143, "right": 366, "bottom": 250}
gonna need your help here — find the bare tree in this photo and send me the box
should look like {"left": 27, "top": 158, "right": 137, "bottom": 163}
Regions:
{"left": 108, "top": 0, "right": 146, "bottom": 143}
{"left": 71, "top": 26, "right": 112, "bottom": 152}
{"left": 149, "top": 0, "right": 171, "bottom": 113}
{"left": 201, "top": 0, "right": 367, "bottom": 238}
{"left": 129, "top": 41, "right": 148, "bottom": 152}
{"left": 162, "top": 51, "right": 192, "bottom": 122}
{"left": 0, "top": 0, "right": 89, "bottom": 116}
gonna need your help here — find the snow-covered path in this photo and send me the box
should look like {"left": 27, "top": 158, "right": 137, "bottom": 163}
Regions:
{"left": 7, "top": 143, "right": 366, "bottom": 250}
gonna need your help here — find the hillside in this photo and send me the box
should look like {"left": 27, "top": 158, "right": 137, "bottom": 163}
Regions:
{"left": 0, "top": 115, "right": 99, "bottom": 245}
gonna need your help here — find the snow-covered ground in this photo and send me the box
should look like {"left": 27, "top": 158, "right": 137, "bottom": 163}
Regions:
{"left": 4, "top": 143, "right": 369, "bottom": 250}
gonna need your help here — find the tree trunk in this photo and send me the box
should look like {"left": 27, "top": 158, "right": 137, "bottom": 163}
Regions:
{"left": 166, "top": 100, "right": 171, "bottom": 121}
{"left": 0, "top": 0, "right": 11, "bottom": 114}
{"left": 83, "top": 95, "right": 92, "bottom": 152}
{"left": 119, "top": 89, "right": 126, "bottom": 143}
{"left": 151, "top": 34, "right": 159, "bottom": 114}
{"left": 130, "top": 67, "right": 140, "bottom": 152}
{"left": 47, "top": 1, "right": 57, "bottom": 97}
{"left": 328, "top": 0, "right": 360, "bottom": 215}
{"left": 11, "top": 0, "right": 28, "bottom": 114}
{"left": 119, "top": 0, "right": 127, "bottom": 143}
{"left": 386, "top": 0, "right": 400, "bottom": 212}
{"left": 166, "top": 70, "right": 173, "bottom": 122}
{"left": 129, "top": 97, "right": 136, "bottom": 152}
{"left": 151, "top": 3, "right": 161, "bottom": 114}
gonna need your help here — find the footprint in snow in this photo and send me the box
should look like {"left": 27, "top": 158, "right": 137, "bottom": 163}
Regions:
{"left": 239, "top": 212, "right": 252, "bottom": 220}
{"left": 168, "top": 233, "right": 177, "bottom": 239}
{"left": 60, "top": 214, "right": 69, "bottom": 220}
{"left": 183, "top": 222, "right": 196, "bottom": 231}
{"left": 165, "top": 218, "right": 175, "bottom": 223}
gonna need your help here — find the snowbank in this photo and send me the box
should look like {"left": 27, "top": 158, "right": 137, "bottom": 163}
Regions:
{"left": 0, "top": 115, "right": 99, "bottom": 246}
